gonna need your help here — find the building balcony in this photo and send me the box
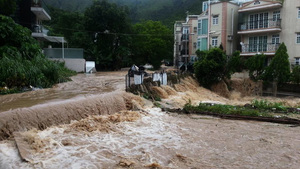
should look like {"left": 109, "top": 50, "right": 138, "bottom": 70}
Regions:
{"left": 238, "top": 19, "right": 281, "bottom": 34}
{"left": 180, "top": 49, "right": 189, "bottom": 56}
{"left": 181, "top": 34, "right": 189, "bottom": 41}
{"left": 240, "top": 43, "right": 280, "bottom": 56}
{"left": 31, "top": 24, "right": 47, "bottom": 39}
{"left": 31, "top": 0, "right": 51, "bottom": 20}
{"left": 238, "top": 2, "right": 282, "bottom": 13}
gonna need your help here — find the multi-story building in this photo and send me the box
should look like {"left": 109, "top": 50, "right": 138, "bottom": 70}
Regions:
{"left": 15, "top": 0, "right": 51, "bottom": 41}
{"left": 174, "top": 21, "right": 184, "bottom": 68}
{"left": 238, "top": 0, "right": 300, "bottom": 66}
{"left": 209, "top": 1, "right": 239, "bottom": 56}
{"left": 174, "top": 0, "right": 240, "bottom": 69}
{"left": 173, "top": 15, "right": 199, "bottom": 69}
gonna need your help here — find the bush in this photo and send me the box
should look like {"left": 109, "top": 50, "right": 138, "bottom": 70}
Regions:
{"left": 194, "top": 48, "right": 227, "bottom": 88}
{"left": 290, "top": 66, "right": 300, "bottom": 84}
{"left": 0, "top": 15, "right": 75, "bottom": 91}
{"left": 245, "top": 53, "right": 266, "bottom": 81}
{"left": 264, "top": 43, "right": 290, "bottom": 84}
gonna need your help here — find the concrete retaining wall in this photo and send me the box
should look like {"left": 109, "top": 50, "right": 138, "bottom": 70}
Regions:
{"left": 49, "top": 58, "right": 86, "bottom": 72}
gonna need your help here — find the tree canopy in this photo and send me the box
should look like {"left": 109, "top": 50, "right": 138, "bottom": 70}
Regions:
{"left": 0, "top": 15, "right": 74, "bottom": 91}
{"left": 194, "top": 48, "right": 227, "bottom": 88}
{"left": 264, "top": 43, "right": 290, "bottom": 84}
{"left": 132, "top": 20, "right": 173, "bottom": 69}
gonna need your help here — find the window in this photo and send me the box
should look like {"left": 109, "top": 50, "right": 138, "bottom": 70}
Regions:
{"left": 202, "top": 2, "right": 208, "bottom": 12}
{"left": 297, "top": 33, "right": 300, "bottom": 44}
{"left": 197, "top": 38, "right": 201, "bottom": 49}
{"left": 298, "top": 8, "right": 300, "bottom": 19}
{"left": 198, "top": 20, "right": 202, "bottom": 35}
{"left": 249, "top": 13, "right": 268, "bottom": 29}
{"left": 295, "top": 58, "right": 300, "bottom": 65}
{"left": 273, "top": 11, "right": 280, "bottom": 21}
{"left": 272, "top": 34, "right": 280, "bottom": 44}
{"left": 198, "top": 19, "right": 208, "bottom": 35}
{"left": 183, "top": 27, "right": 189, "bottom": 34}
{"left": 212, "top": 37, "right": 218, "bottom": 47}
{"left": 213, "top": 16, "right": 218, "bottom": 25}
{"left": 249, "top": 36, "right": 267, "bottom": 52}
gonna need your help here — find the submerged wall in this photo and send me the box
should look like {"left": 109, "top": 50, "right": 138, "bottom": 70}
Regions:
{"left": 0, "top": 92, "right": 141, "bottom": 141}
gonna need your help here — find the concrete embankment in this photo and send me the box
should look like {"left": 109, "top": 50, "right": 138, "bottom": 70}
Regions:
{"left": 0, "top": 92, "right": 142, "bottom": 140}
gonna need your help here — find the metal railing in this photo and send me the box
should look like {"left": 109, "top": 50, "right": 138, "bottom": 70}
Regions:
{"left": 32, "top": 24, "right": 43, "bottom": 33}
{"left": 181, "top": 34, "right": 189, "bottom": 41}
{"left": 241, "top": 43, "right": 280, "bottom": 53}
{"left": 238, "top": 19, "right": 281, "bottom": 31}
{"left": 44, "top": 48, "right": 84, "bottom": 59}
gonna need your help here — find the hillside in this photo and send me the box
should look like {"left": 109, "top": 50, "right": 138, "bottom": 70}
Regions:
{"left": 44, "top": 0, "right": 205, "bottom": 27}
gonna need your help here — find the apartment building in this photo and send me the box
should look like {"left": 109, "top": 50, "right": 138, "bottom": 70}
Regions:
{"left": 238, "top": 0, "right": 300, "bottom": 66}
{"left": 173, "top": 15, "right": 199, "bottom": 69}
{"left": 174, "top": 1, "right": 240, "bottom": 68}
{"left": 209, "top": 1, "right": 239, "bottom": 56}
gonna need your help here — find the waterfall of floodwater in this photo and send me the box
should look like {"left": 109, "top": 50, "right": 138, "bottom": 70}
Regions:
{"left": 0, "top": 91, "right": 143, "bottom": 140}
{"left": 1, "top": 72, "right": 300, "bottom": 168}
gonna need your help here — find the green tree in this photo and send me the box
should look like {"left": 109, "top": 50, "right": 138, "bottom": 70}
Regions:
{"left": 226, "top": 51, "right": 244, "bottom": 78}
{"left": 245, "top": 54, "right": 266, "bottom": 81}
{"left": 264, "top": 43, "right": 290, "bottom": 84}
{"left": 84, "top": 0, "right": 132, "bottom": 70}
{"left": 291, "top": 66, "right": 300, "bottom": 84}
{"left": 194, "top": 48, "right": 227, "bottom": 88}
{"left": 0, "top": 15, "right": 74, "bottom": 90}
{"left": 46, "top": 8, "right": 90, "bottom": 49}
{"left": 0, "top": 0, "right": 17, "bottom": 16}
{"left": 132, "top": 20, "right": 173, "bottom": 69}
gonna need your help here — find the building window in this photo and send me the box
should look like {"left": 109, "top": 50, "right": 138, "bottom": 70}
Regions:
{"left": 272, "top": 34, "right": 280, "bottom": 44}
{"left": 202, "top": 2, "right": 208, "bottom": 12}
{"left": 213, "top": 16, "right": 218, "bottom": 25}
{"left": 212, "top": 37, "right": 218, "bottom": 47}
{"left": 197, "top": 38, "right": 201, "bottom": 49}
{"left": 273, "top": 11, "right": 280, "bottom": 21}
{"left": 298, "top": 8, "right": 300, "bottom": 19}
{"left": 183, "top": 27, "right": 189, "bottom": 34}
{"left": 295, "top": 58, "right": 300, "bottom": 65}
{"left": 198, "top": 20, "right": 202, "bottom": 35}
{"left": 249, "top": 36, "right": 267, "bottom": 52}
{"left": 297, "top": 33, "right": 300, "bottom": 44}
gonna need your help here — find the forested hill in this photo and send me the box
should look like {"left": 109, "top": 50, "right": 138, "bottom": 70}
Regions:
{"left": 44, "top": 0, "right": 205, "bottom": 27}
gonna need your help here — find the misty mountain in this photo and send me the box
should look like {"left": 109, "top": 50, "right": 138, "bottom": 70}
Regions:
{"left": 44, "top": 0, "right": 205, "bottom": 26}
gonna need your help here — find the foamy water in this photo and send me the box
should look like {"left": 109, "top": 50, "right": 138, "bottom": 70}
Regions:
{"left": 1, "top": 72, "right": 300, "bottom": 168}
{"left": 1, "top": 108, "right": 300, "bottom": 169}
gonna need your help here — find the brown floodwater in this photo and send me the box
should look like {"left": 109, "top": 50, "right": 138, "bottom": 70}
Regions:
{"left": 0, "top": 71, "right": 300, "bottom": 168}
{"left": 0, "top": 71, "right": 127, "bottom": 113}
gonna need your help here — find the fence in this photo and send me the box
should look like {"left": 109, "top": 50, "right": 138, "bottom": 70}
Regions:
{"left": 125, "top": 72, "right": 168, "bottom": 90}
{"left": 44, "top": 48, "right": 84, "bottom": 59}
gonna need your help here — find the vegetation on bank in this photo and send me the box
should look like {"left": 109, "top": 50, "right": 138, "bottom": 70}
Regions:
{"left": 193, "top": 43, "right": 299, "bottom": 90}
{"left": 183, "top": 99, "right": 300, "bottom": 119}
{"left": 46, "top": 1, "right": 173, "bottom": 71}
{"left": 0, "top": 15, "right": 75, "bottom": 94}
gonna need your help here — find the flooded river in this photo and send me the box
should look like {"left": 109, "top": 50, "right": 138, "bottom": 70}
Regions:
{"left": 0, "top": 72, "right": 127, "bottom": 113}
{"left": 0, "top": 71, "right": 300, "bottom": 168}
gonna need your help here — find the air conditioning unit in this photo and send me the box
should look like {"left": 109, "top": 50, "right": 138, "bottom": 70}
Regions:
{"left": 227, "top": 35, "right": 234, "bottom": 41}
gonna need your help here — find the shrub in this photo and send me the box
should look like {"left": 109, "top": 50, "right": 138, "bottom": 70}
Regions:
{"left": 0, "top": 15, "right": 75, "bottom": 91}
{"left": 245, "top": 54, "right": 266, "bottom": 81}
{"left": 290, "top": 66, "right": 300, "bottom": 84}
{"left": 194, "top": 48, "right": 227, "bottom": 88}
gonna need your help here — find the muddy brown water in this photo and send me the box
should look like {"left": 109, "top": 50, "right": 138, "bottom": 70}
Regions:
{"left": 0, "top": 71, "right": 300, "bottom": 168}
{"left": 0, "top": 71, "right": 127, "bottom": 113}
